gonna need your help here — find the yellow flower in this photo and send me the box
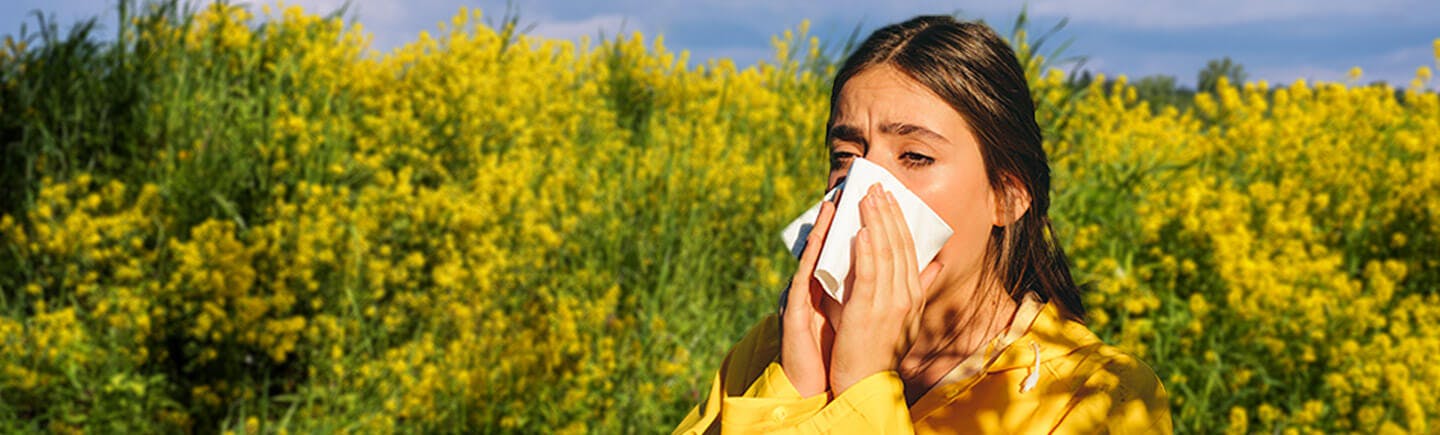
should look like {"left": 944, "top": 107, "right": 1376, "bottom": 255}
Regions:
{"left": 1226, "top": 407, "right": 1249, "bottom": 435}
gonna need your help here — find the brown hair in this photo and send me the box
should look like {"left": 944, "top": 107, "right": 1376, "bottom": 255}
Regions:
{"left": 828, "top": 15, "right": 1084, "bottom": 321}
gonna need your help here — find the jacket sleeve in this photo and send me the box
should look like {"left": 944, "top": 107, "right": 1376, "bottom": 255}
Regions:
{"left": 724, "top": 364, "right": 916, "bottom": 434}
{"left": 675, "top": 360, "right": 917, "bottom": 434}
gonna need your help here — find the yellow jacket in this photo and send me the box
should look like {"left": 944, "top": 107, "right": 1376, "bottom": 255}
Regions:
{"left": 674, "top": 297, "right": 1172, "bottom": 434}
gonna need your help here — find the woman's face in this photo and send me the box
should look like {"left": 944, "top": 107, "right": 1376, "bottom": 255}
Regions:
{"left": 827, "top": 64, "right": 1016, "bottom": 298}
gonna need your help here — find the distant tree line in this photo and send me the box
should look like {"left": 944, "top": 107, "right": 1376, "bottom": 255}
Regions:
{"left": 1066, "top": 56, "right": 1250, "bottom": 114}
{"left": 1068, "top": 56, "right": 1424, "bottom": 115}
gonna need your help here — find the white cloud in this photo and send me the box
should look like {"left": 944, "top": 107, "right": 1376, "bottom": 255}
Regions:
{"left": 530, "top": 14, "right": 641, "bottom": 41}
{"left": 1027, "top": 0, "right": 1424, "bottom": 29}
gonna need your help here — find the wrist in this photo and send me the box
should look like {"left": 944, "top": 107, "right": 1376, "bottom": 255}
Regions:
{"left": 829, "top": 365, "right": 887, "bottom": 396}
{"left": 779, "top": 355, "right": 825, "bottom": 397}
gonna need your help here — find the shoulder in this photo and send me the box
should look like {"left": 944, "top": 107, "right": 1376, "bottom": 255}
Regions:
{"left": 1028, "top": 303, "right": 1167, "bottom": 402}
{"left": 1035, "top": 307, "right": 1166, "bottom": 404}
{"left": 1030, "top": 305, "right": 1171, "bottom": 433}
{"left": 1062, "top": 340, "right": 1173, "bottom": 433}
{"left": 716, "top": 314, "right": 782, "bottom": 397}
{"left": 1075, "top": 344, "right": 1168, "bottom": 403}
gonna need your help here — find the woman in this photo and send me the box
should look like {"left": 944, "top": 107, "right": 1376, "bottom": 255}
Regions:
{"left": 674, "top": 15, "right": 1171, "bottom": 434}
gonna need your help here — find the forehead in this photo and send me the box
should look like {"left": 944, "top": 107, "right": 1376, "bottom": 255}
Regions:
{"left": 830, "top": 65, "right": 966, "bottom": 131}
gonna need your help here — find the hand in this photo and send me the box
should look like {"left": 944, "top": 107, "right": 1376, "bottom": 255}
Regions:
{"left": 780, "top": 198, "right": 837, "bottom": 398}
{"left": 826, "top": 184, "right": 944, "bottom": 396}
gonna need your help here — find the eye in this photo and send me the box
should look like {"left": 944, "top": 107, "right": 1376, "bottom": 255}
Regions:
{"left": 900, "top": 151, "right": 934, "bottom": 167}
{"left": 830, "top": 150, "right": 859, "bottom": 169}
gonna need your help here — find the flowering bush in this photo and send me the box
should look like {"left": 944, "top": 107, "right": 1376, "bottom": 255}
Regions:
{"left": 1, "top": 2, "right": 1437, "bottom": 433}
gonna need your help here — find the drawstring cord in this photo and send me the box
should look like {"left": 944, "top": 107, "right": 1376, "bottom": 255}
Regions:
{"left": 1020, "top": 342, "right": 1041, "bottom": 393}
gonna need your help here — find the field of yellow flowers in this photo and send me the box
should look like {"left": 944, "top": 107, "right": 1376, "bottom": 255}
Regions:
{"left": 1, "top": 2, "right": 1437, "bottom": 433}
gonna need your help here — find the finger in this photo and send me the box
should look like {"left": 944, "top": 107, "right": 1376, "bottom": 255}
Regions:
{"left": 851, "top": 226, "right": 875, "bottom": 304}
{"left": 884, "top": 191, "right": 919, "bottom": 279}
{"left": 792, "top": 200, "right": 837, "bottom": 289}
{"left": 788, "top": 201, "right": 835, "bottom": 326}
{"left": 860, "top": 185, "right": 893, "bottom": 305}
{"left": 784, "top": 280, "right": 809, "bottom": 325}
{"left": 880, "top": 191, "right": 922, "bottom": 307}
{"left": 806, "top": 200, "right": 839, "bottom": 262}
{"left": 875, "top": 190, "right": 913, "bottom": 301}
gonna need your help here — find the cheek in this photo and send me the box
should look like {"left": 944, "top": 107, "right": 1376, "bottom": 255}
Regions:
{"left": 911, "top": 163, "right": 991, "bottom": 232}
{"left": 912, "top": 165, "right": 993, "bottom": 266}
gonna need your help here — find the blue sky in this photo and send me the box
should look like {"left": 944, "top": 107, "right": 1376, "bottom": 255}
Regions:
{"left": 5, "top": 0, "right": 1438, "bottom": 88}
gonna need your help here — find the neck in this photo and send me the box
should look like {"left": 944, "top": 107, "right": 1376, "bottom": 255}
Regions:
{"left": 897, "top": 271, "right": 1021, "bottom": 402}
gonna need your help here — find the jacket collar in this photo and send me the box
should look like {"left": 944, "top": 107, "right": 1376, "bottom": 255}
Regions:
{"left": 908, "top": 296, "right": 1101, "bottom": 421}
{"left": 985, "top": 300, "right": 1101, "bottom": 373}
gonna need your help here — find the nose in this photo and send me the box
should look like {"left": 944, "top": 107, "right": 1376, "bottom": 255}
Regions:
{"left": 861, "top": 149, "right": 907, "bottom": 180}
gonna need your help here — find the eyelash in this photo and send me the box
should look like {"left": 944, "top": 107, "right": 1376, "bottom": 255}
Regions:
{"left": 828, "top": 150, "right": 934, "bottom": 169}
{"left": 900, "top": 152, "right": 934, "bottom": 167}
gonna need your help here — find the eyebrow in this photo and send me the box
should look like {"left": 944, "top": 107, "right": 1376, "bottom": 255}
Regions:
{"left": 827, "top": 124, "right": 866, "bottom": 146}
{"left": 826, "top": 122, "right": 949, "bottom": 147}
{"left": 880, "top": 122, "right": 949, "bottom": 143}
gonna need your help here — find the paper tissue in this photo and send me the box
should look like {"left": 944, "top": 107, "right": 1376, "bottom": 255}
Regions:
{"left": 780, "top": 157, "right": 954, "bottom": 302}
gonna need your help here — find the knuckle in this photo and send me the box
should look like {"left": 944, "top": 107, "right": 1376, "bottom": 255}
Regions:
{"left": 852, "top": 263, "right": 875, "bottom": 280}
{"left": 854, "top": 266, "right": 876, "bottom": 282}
{"left": 873, "top": 244, "right": 891, "bottom": 258}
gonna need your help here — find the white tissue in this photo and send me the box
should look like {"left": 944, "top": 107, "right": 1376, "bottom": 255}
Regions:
{"left": 779, "top": 158, "right": 954, "bottom": 302}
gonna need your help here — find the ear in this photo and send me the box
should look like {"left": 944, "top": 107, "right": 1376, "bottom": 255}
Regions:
{"left": 990, "top": 177, "right": 1031, "bottom": 227}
